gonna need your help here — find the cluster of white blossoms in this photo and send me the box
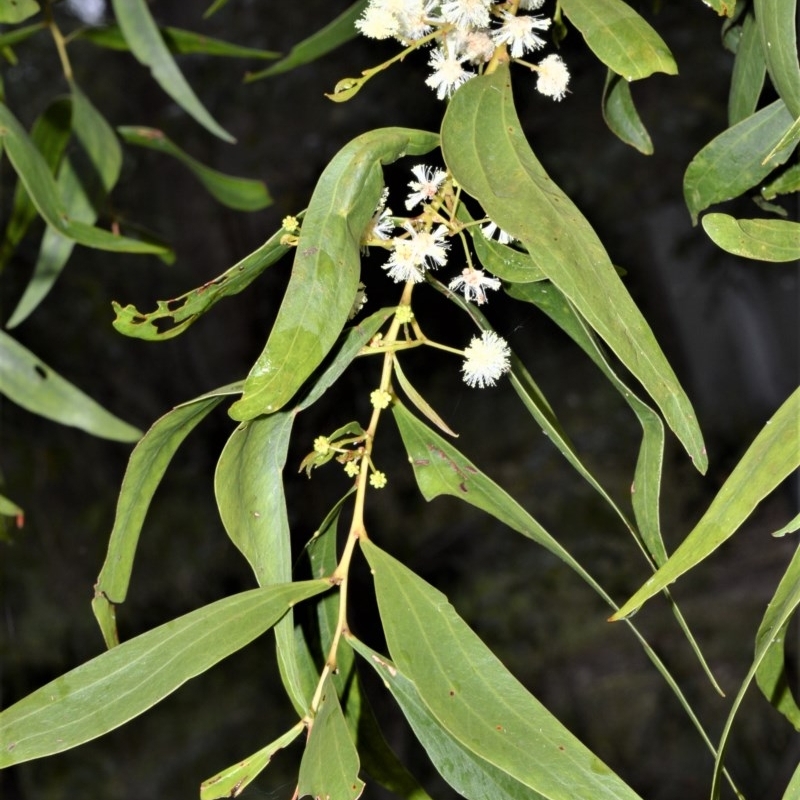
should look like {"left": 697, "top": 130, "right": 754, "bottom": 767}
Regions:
{"left": 361, "top": 164, "right": 513, "bottom": 387}
{"left": 355, "top": 0, "right": 570, "bottom": 101}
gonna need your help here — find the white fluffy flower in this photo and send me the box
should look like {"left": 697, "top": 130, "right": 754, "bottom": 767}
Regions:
{"left": 362, "top": 188, "right": 394, "bottom": 247}
{"left": 449, "top": 267, "right": 501, "bottom": 305}
{"left": 383, "top": 222, "right": 450, "bottom": 283}
{"left": 447, "top": 28, "right": 496, "bottom": 63}
{"left": 481, "top": 220, "right": 515, "bottom": 244}
{"left": 405, "top": 164, "right": 447, "bottom": 210}
{"left": 355, "top": 2, "right": 400, "bottom": 39}
{"left": 395, "top": 0, "right": 438, "bottom": 41}
{"left": 536, "top": 53, "right": 570, "bottom": 100}
{"left": 425, "top": 47, "right": 474, "bottom": 99}
{"left": 461, "top": 330, "right": 511, "bottom": 388}
{"left": 440, "top": 0, "right": 493, "bottom": 29}
{"left": 492, "top": 11, "right": 550, "bottom": 59}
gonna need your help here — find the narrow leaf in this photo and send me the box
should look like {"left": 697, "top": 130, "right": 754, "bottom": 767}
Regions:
{"left": 0, "top": 102, "right": 167, "bottom": 254}
{"left": 71, "top": 80, "right": 122, "bottom": 195}
{"left": 77, "top": 24, "right": 280, "bottom": 60}
{"left": 728, "top": 12, "right": 766, "bottom": 125}
{"left": 118, "top": 126, "right": 271, "bottom": 211}
{"left": 612, "top": 387, "right": 800, "bottom": 619}
{"left": 560, "top": 0, "right": 677, "bottom": 80}
{"left": 0, "top": 330, "right": 140, "bottom": 442}
{"left": 0, "top": 20, "right": 44, "bottom": 47}
{"left": 442, "top": 67, "right": 707, "bottom": 471}
{"left": 229, "top": 128, "right": 438, "bottom": 420}
{"left": 245, "top": 0, "right": 367, "bottom": 81}
{"left": 349, "top": 636, "right": 540, "bottom": 800}
{"left": 602, "top": 70, "right": 653, "bottom": 154}
{"left": 392, "top": 356, "right": 458, "bottom": 437}
{"left": 0, "top": 581, "right": 329, "bottom": 767}
{"left": 6, "top": 158, "right": 89, "bottom": 328}
{"left": 200, "top": 722, "right": 304, "bottom": 800}
{"left": 772, "top": 513, "right": 800, "bottom": 538}
{"left": 701, "top": 213, "right": 800, "bottom": 262}
{"left": 112, "top": 224, "right": 292, "bottom": 340}
{"left": 754, "top": 0, "right": 800, "bottom": 118}
{"left": 362, "top": 541, "right": 643, "bottom": 800}
{"left": 297, "top": 673, "right": 365, "bottom": 800}
{"left": 683, "top": 99, "right": 797, "bottom": 223}
{"left": 708, "top": 545, "right": 800, "bottom": 798}
{"left": 110, "top": 0, "right": 235, "bottom": 142}
{"left": 761, "top": 162, "right": 800, "bottom": 200}
{"left": 0, "top": 96, "right": 71, "bottom": 271}
{"left": 92, "top": 386, "right": 234, "bottom": 647}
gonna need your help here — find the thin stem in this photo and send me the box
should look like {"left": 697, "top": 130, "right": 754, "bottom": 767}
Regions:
{"left": 44, "top": 2, "right": 73, "bottom": 81}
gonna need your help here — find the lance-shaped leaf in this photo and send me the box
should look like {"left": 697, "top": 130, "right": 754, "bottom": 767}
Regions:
{"left": 0, "top": 21, "right": 44, "bottom": 47}
{"left": 215, "top": 309, "right": 392, "bottom": 714}
{"left": 560, "top": 0, "right": 676, "bottom": 81}
{"left": 229, "top": 128, "right": 438, "bottom": 420}
{"left": 76, "top": 24, "right": 280, "bottom": 60}
{"left": 200, "top": 722, "right": 305, "bottom": 800}
{"left": 0, "top": 96, "right": 71, "bottom": 270}
{"left": 92, "top": 385, "right": 238, "bottom": 647}
{"left": 110, "top": 0, "right": 234, "bottom": 142}
{"left": 612, "top": 387, "right": 800, "bottom": 620}
{"left": 118, "top": 126, "right": 271, "bottom": 211}
{"left": 761, "top": 162, "right": 800, "bottom": 200}
{"left": 245, "top": 0, "right": 367, "bottom": 81}
{"left": 707, "top": 545, "right": 800, "bottom": 799}
{"left": 441, "top": 67, "right": 707, "bottom": 472}
{"left": 0, "top": 103, "right": 167, "bottom": 254}
{"left": 0, "top": 330, "right": 140, "bottom": 442}
{"left": 362, "top": 541, "right": 643, "bottom": 800}
{"left": 683, "top": 99, "right": 797, "bottom": 223}
{"left": 8, "top": 83, "right": 122, "bottom": 327}
{"left": 298, "top": 674, "right": 365, "bottom": 800}
{"left": 602, "top": 70, "right": 653, "bottom": 154}
{"left": 0, "top": 580, "right": 329, "bottom": 768}
{"left": 112, "top": 224, "right": 293, "bottom": 341}
{"left": 701, "top": 214, "right": 800, "bottom": 262}
{"left": 349, "top": 636, "right": 538, "bottom": 800}
{"left": 754, "top": 0, "right": 800, "bottom": 118}
{"left": 728, "top": 12, "right": 766, "bottom": 125}
{"left": 7, "top": 158, "right": 92, "bottom": 328}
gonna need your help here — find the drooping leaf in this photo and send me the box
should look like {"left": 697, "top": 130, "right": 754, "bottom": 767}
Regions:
{"left": 707, "top": 545, "right": 800, "bottom": 799}
{"left": 728, "top": 12, "right": 766, "bottom": 125}
{"left": 112, "top": 224, "right": 293, "bottom": 340}
{"left": 612, "top": 387, "right": 800, "bottom": 619}
{"left": 772, "top": 514, "right": 800, "bottom": 538}
{"left": 754, "top": 0, "right": 800, "bottom": 118}
{"left": 0, "top": 330, "right": 140, "bottom": 442}
{"left": 229, "top": 128, "right": 438, "bottom": 420}
{"left": 560, "top": 0, "right": 677, "bottom": 80}
{"left": 6, "top": 158, "right": 91, "bottom": 328}
{"left": 118, "top": 126, "right": 271, "bottom": 211}
{"left": 0, "top": 96, "right": 71, "bottom": 271}
{"left": 245, "top": 0, "right": 367, "bottom": 81}
{"left": 200, "top": 722, "right": 305, "bottom": 800}
{"left": 602, "top": 70, "right": 653, "bottom": 154}
{"left": 392, "top": 356, "right": 458, "bottom": 438}
{"left": 0, "top": 103, "right": 167, "bottom": 254}
{"left": 110, "top": 0, "right": 234, "bottom": 142}
{"left": 683, "top": 99, "right": 797, "bottom": 223}
{"left": 297, "top": 673, "right": 365, "bottom": 800}
{"left": 362, "top": 541, "right": 643, "bottom": 800}
{"left": 442, "top": 67, "right": 707, "bottom": 472}
{"left": 349, "top": 636, "right": 540, "bottom": 800}
{"left": 0, "top": 0, "right": 39, "bottom": 24}
{"left": 76, "top": 24, "right": 280, "bottom": 60}
{"left": 0, "top": 581, "right": 329, "bottom": 768}
{"left": 701, "top": 213, "right": 800, "bottom": 262}
{"left": 92, "top": 385, "right": 237, "bottom": 647}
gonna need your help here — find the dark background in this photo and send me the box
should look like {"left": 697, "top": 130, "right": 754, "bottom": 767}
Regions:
{"left": 1, "top": 1, "right": 798, "bottom": 798}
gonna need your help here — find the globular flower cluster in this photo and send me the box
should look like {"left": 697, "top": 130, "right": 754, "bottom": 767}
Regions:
{"left": 355, "top": 0, "right": 570, "bottom": 101}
